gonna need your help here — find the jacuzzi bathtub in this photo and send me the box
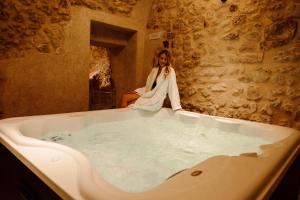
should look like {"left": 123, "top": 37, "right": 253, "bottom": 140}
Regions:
{"left": 0, "top": 108, "right": 299, "bottom": 200}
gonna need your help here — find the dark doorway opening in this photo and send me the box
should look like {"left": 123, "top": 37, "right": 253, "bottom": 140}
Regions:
{"left": 89, "top": 20, "right": 137, "bottom": 110}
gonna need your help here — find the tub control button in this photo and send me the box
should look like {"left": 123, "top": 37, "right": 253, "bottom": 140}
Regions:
{"left": 191, "top": 170, "right": 202, "bottom": 176}
{"left": 51, "top": 155, "right": 61, "bottom": 162}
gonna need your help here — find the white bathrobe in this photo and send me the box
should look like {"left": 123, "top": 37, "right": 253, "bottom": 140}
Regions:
{"left": 132, "top": 66, "right": 182, "bottom": 111}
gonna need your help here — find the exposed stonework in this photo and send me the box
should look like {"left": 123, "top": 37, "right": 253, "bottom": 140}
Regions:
{"left": 146, "top": 0, "right": 300, "bottom": 129}
{"left": 273, "top": 40, "right": 300, "bottom": 62}
{"left": 0, "top": 0, "right": 140, "bottom": 60}
{"left": 70, "top": 0, "right": 139, "bottom": 15}
{"left": 250, "top": 113, "right": 272, "bottom": 124}
{"left": 222, "top": 32, "right": 240, "bottom": 40}
{"left": 247, "top": 86, "right": 263, "bottom": 101}
{"left": 0, "top": 0, "right": 151, "bottom": 119}
{"left": 231, "top": 52, "right": 264, "bottom": 64}
{"left": 210, "top": 83, "right": 227, "bottom": 92}
{"left": 262, "top": 18, "right": 298, "bottom": 49}
{"left": 89, "top": 46, "right": 115, "bottom": 110}
{"left": 0, "top": 0, "right": 71, "bottom": 59}
{"left": 232, "top": 15, "right": 247, "bottom": 26}
{"left": 89, "top": 46, "right": 112, "bottom": 89}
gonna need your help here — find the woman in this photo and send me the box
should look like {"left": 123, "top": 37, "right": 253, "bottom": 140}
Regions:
{"left": 119, "top": 49, "right": 182, "bottom": 111}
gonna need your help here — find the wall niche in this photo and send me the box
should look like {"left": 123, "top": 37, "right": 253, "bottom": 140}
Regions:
{"left": 89, "top": 20, "right": 137, "bottom": 110}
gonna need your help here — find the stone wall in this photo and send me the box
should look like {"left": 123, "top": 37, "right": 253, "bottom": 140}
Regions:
{"left": 89, "top": 46, "right": 112, "bottom": 89}
{"left": 0, "top": 0, "right": 152, "bottom": 118}
{"left": 146, "top": 0, "right": 300, "bottom": 129}
{"left": 89, "top": 46, "right": 115, "bottom": 110}
{"left": 0, "top": 0, "right": 140, "bottom": 60}
{"left": 1, "top": 0, "right": 299, "bottom": 129}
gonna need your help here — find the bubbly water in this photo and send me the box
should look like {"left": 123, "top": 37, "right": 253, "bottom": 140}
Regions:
{"left": 41, "top": 117, "right": 270, "bottom": 193}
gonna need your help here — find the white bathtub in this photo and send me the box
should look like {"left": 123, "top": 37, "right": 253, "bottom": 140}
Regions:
{"left": 0, "top": 108, "right": 299, "bottom": 200}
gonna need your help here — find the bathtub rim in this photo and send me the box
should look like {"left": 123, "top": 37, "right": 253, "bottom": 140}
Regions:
{"left": 0, "top": 108, "right": 300, "bottom": 200}
{"left": 0, "top": 135, "right": 74, "bottom": 200}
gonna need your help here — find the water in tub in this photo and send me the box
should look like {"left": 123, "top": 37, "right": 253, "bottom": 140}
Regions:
{"left": 41, "top": 117, "right": 271, "bottom": 193}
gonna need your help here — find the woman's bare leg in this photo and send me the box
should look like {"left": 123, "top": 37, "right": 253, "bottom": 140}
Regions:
{"left": 119, "top": 92, "right": 140, "bottom": 108}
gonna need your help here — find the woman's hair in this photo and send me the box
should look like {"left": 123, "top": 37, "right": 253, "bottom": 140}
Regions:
{"left": 154, "top": 49, "right": 172, "bottom": 78}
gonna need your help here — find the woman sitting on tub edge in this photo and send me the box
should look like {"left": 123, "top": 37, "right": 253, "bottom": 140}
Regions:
{"left": 119, "top": 49, "right": 182, "bottom": 112}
